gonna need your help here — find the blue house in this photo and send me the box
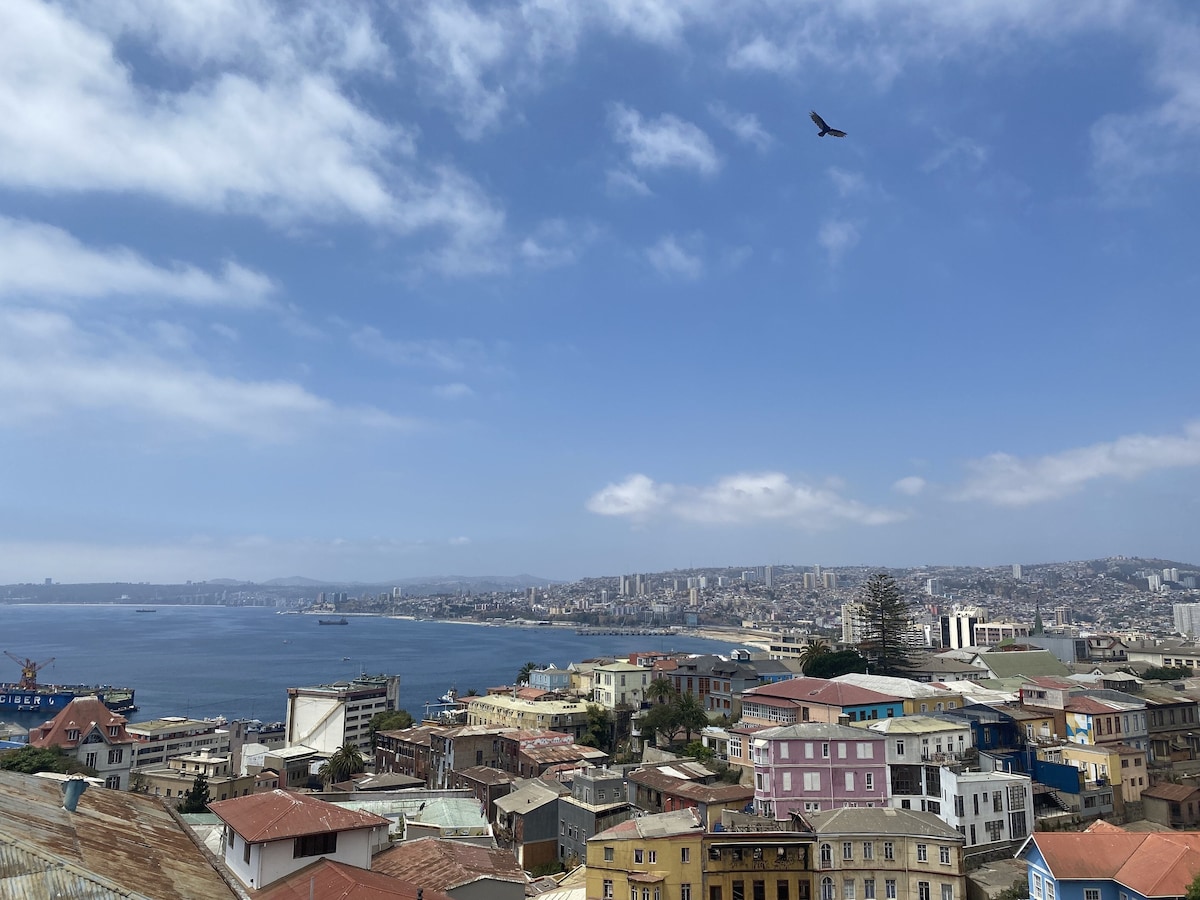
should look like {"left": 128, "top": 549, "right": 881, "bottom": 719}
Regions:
{"left": 1020, "top": 827, "right": 1200, "bottom": 900}
{"left": 529, "top": 666, "right": 571, "bottom": 692}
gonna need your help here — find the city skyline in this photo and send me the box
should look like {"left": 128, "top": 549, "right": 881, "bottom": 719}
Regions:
{"left": 3, "top": 2, "right": 1200, "bottom": 584}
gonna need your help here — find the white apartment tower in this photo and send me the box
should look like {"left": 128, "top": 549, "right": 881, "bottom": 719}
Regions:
{"left": 1174, "top": 603, "right": 1200, "bottom": 638}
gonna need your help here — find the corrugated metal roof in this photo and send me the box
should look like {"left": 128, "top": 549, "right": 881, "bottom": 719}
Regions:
{"left": 371, "top": 837, "right": 526, "bottom": 890}
{"left": 0, "top": 769, "right": 239, "bottom": 900}
{"left": 254, "top": 858, "right": 455, "bottom": 900}
{"left": 209, "top": 789, "right": 390, "bottom": 842}
{"left": 808, "top": 807, "right": 963, "bottom": 840}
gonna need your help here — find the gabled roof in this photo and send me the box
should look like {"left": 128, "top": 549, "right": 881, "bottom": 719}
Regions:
{"left": 208, "top": 789, "right": 389, "bottom": 842}
{"left": 254, "top": 858, "right": 455, "bottom": 900}
{"left": 757, "top": 722, "right": 885, "bottom": 742}
{"left": 493, "top": 778, "right": 569, "bottom": 814}
{"left": 1029, "top": 832, "right": 1200, "bottom": 898}
{"left": 372, "top": 837, "right": 526, "bottom": 890}
{"left": 1141, "top": 783, "right": 1200, "bottom": 802}
{"left": 0, "top": 770, "right": 237, "bottom": 900}
{"left": 591, "top": 808, "right": 704, "bottom": 841}
{"left": 808, "top": 807, "right": 962, "bottom": 840}
{"left": 975, "top": 650, "right": 1069, "bottom": 679}
{"left": 27, "top": 696, "right": 134, "bottom": 749}
{"left": 743, "top": 678, "right": 900, "bottom": 708}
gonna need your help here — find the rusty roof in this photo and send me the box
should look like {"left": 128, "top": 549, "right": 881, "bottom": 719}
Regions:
{"left": 628, "top": 767, "right": 753, "bottom": 804}
{"left": 1141, "top": 782, "right": 1200, "bottom": 802}
{"left": 372, "top": 837, "right": 526, "bottom": 891}
{"left": 523, "top": 744, "right": 608, "bottom": 765}
{"left": 1031, "top": 832, "right": 1200, "bottom": 897}
{"left": 0, "top": 770, "right": 238, "bottom": 899}
{"left": 455, "top": 765, "right": 518, "bottom": 785}
{"left": 209, "top": 789, "right": 390, "bottom": 842}
{"left": 27, "top": 696, "right": 135, "bottom": 749}
{"left": 743, "top": 678, "right": 900, "bottom": 707}
{"left": 255, "top": 858, "right": 456, "bottom": 900}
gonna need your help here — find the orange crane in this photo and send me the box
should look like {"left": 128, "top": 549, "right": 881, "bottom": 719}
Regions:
{"left": 3, "top": 651, "right": 55, "bottom": 690}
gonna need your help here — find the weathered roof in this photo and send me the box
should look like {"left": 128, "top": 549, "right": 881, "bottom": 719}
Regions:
{"left": 208, "top": 789, "right": 390, "bottom": 842}
{"left": 628, "top": 766, "right": 753, "bottom": 804}
{"left": 523, "top": 743, "right": 608, "bottom": 766}
{"left": 409, "top": 797, "right": 489, "bottom": 829}
{"left": 743, "top": 678, "right": 900, "bottom": 708}
{"left": 1141, "top": 782, "right": 1200, "bottom": 802}
{"left": 456, "top": 765, "right": 518, "bottom": 785}
{"left": 756, "top": 722, "right": 885, "bottom": 742}
{"left": 493, "top": 778, "right": 569, "bottom": 813}
{"left": 833, "top": 673, "right": 955, "bottom": 700}
{"left": 27, "top": 696, "right": 134, "bottom": 749}
{"left": 975, "top": 650, "right": 1069, "bottom": 679}
{"left": 591, "top": 808, "right": 704, "bottom": 841}
{"left": 255, "top": 858, "right": 455, "bottom": 900}
{"left": 858, "top": 715, "right": 969, "bottom": 736}
{"left": 1029, "top": 831, "right": 1200, "bottom": 897}
{"left": 808, "top": 807, "right": 963, "bottom": 840}
{"left": 0, "top": 770, "right": 238, "bottom": 900}
{"left": 372, "top": 837, "right": 526, "bottom": 890}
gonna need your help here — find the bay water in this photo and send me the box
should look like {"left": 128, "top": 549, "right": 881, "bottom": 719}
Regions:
{"left": 1, "top": 605, "right": 739, "bottom": 725}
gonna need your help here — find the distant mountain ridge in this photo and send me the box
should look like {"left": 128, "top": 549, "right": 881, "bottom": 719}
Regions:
{"left": 255, "top": 573, "right": 558, "bottom": 589}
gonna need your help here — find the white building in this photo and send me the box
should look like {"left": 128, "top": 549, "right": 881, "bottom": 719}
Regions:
{"left": 1173, "top": 602, "right": 1200, "bottom": 637}
{"left": 591, "top": 662, "right": 651, "bottom": 709}
{"left": 938, "top": 769, "right": 1033, "bottom": 850}
{"left": 285, "top": 676, "right": 398, "bottom": 754}
{"left": 126, "top": 716, "right": 236, "bottom": 770}
{"left": 854, "top": 716, "right": 973, "bottom": 815}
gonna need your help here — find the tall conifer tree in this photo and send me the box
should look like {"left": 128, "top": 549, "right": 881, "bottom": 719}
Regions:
{"left": 856, "top": 572, "right": 918, "bottom": 676}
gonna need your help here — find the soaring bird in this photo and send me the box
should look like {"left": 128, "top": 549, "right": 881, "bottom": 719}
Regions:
{"left": 810, "top": 110, "right": 846, "bottom": 138}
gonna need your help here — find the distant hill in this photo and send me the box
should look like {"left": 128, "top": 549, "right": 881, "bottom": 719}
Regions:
{"left": 254, "top": 574, "right": 560, "bottom": 590}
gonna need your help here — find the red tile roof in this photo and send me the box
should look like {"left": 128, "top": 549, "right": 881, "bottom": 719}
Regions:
{"left": 28, "top": 696, "right": 134, "bottom": 749}
{"left": 1032, "top": 832, "right": 1200, "bottom": 897}
{"left": 254, "top": 859, "right": 455, "bottom": 900}
{"left": 208, "top": 790, "right": 389, "bottom": 842}
{"left": 744, "top": 678, "right": 899, "bottom": 707}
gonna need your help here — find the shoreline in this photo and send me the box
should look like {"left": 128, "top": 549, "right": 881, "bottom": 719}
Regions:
{"left": 388, "top": 614, "right": 772, "bottom": 648}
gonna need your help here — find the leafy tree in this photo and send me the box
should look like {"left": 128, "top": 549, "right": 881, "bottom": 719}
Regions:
{"left": 369, "top": 709, "right": 415, "bottom": 748}
{"left": 179, "top": 773, "right": 211, "bottom": 813}
{"left": 683, "top": 740, "right": 715, "bottom": 763}
{"left": 1143, "top": 666, "right": 1191, "bottom": 681}
{"left": 517, "top": 661, "right": 538, "bottom": 685}
{"left": 997, "top": 878, "right": 1031, "bottom": 900}
{"left": 856, "top": 572, "right": 919, "bottom": 677}
{"left": 580, "top": 704, "right": 614, "bottom": 751}
{"left": 640, "top": 701, "right": 682, "bottom": 745}
{"left": 318, "top": 742, "right": 366, "bottom": 787}
{"left": 804, "top": 649, "right": 869, "bottom": 680}
{"left": 647, "top": 676, "right": 677, "bottom": 704}
{"left": 0, "top": 745, "right": 94, "bottom": 776}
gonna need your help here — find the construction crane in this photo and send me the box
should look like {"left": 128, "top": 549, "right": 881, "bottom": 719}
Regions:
{"left": 3, "top": 651, "right": 55, "bottom": 690}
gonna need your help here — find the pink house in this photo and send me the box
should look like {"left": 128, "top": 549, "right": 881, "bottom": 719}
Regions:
{"left": 752, "top": 722, "right": 888, "bottom": 820}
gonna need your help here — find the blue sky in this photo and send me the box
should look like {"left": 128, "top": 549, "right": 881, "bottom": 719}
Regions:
{"left": 3, "top": 1, "right": 1200, "bottom": 584}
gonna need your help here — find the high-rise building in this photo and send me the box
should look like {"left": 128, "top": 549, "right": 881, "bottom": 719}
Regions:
{"left": 841, "top": 602, "right": 865, "bottom": 644}
{"left": 926, "top": 578, "right": 943, "bottom": 596}
{"left": 1164, "top": 568, "right": 1180, "bottom": 583}
{"left": 764, "top": 566, "right": 774, "bottom": 589}
{"left": 1012, "top": 564, "right": 1023, "bottom": 580}
{"left": 1148, "top": 574, "right": 1163, "bottom": 592}
{"left": 940, "top": 610, "right": 980, "bottom": 650}
{"left": 689, "top": 588, "right": 700, "bottom": 606}
{"left": 803, "top": 573, "right": 816, "bottom": 591}
{"left": 822, "top": 572, "right": 838, "bottom": 589}
{"left": 1054, "top": 605, "right": 1071, "bottom": 626}
{"left": 1174, "top": 603, "right": 1200, "bottom": 637}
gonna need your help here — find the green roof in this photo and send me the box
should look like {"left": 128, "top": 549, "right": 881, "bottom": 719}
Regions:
{"left": 976, "top": 650, "right": 1069, "bottom": 679}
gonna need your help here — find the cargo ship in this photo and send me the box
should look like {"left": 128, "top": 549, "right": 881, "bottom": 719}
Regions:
{"left": 0, "top": 652, "right": 138, "bottom": 718}
{"left": 318, "top": 618, "right": 348, "bottom": 625}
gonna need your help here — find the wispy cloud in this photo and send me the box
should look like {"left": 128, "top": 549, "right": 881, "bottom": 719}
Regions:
{"left": 0, "top": 217, "right": 274, "bottom": 308}
{"left": 0, "top": 308, "right": 411, "bottom": 440}
{"left": 892, "top": 476, "right": 927, "bottom": 496}
{"left": 588, "top": 471, "right": 904, "bottom": 528}
{"left": 609, "top": 103, "right": 720, "bottom": 177}
{"left": 922, "top": 132, "right": 988, "bottom": 174}
{"left": 953, "top": 422, "right": 1200, "bottom": 507}
{"left": 646, "top": 234, "right": 703, "bottom": 279}
{"left": 817, "top": 219, "right": 860, "bottom": 265}
{"left": 707, "top": 101, "right": 772, "bottom": 151}
{"left": 606, "top": 168, "right": 653, "bottom": 198}
{"left": 433, "top": 383, "right": 475, "bottom": 400}
{"left": 519, "top": 219, "right": 598, "bottom": 269}
{"left": 350, "top": 327, "right": 499, "bottom": 374}
{"left": 828, "top": 167, "right": 868, "bottom": 198}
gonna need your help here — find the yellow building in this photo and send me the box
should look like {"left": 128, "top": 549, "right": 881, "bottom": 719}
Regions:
{"left": 1049, "top": 741, "right": 1147, "bottom": 816}
{"left": 587, "top": 808, "right": 817, "bottom": 900}
{"left": 465, "top": 694, "right": 592, "bottom": 741}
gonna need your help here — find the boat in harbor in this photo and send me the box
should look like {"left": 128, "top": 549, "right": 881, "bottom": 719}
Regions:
{"left": 135, "top": 608, "right": 157, "bottom": 613}
{"left": 318, "top": 617, "right": 349, "bottom": 625}
{"left": 0, "top": 652, "right": 137, "bottom": 717}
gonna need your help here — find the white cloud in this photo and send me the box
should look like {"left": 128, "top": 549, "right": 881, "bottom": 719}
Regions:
{"left": 922, "top": 133, "right": 988, "bottom": 174}
{"left": 350, "top": 327, "right": 498, "bottom": 374}
{"left": 0, "top": 307, "right": 410, "bottom": 440}
{"left": 519, "top": 219, "right": 598, "bottom": 269}
{"left": 646, "top": 234, "right": 703, "bottom": 279}
{"left": 609, "top": 103, "right": 720, "bottom": 176}
{"left": 0, "top": 1, "right": 505, "bottom": 269}
{"left": 0, "top": 217, "right": 274, "bottom": 308}
{"left": 828, "top": 167, "right": 868, "bottom": 198}
{"left": 817, "top": 219, "right": 860, "bottom": 265}
{"left": 433, "top": 383, "right": 475, "bottom": 400}
{"left": 588, "top": 471, "right": 904, "bottom": 529}
{"left": 892, "top": 476, "right": 927, "bottom": 496}
{"left": 606, "top": 168, "right": 653, "bottom": 197}
{"left": 448, "top": 535, "right": 472, "bottom": 546}
{"left": 953, "top": 422, "right": 1200, "bottom": 507}
{"left": 707, "top": 101, "right": 773, "bottom": 151}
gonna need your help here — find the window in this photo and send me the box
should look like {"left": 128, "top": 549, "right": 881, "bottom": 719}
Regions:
{"left": 954, "top": 796, "right": 964, "bottom": 817}
{"left": 682, "top": 888, "right": 691, "bottom": 900}
{"left": 67, "top": 729, "right": 80, "bottom": 742}
{"left": 734, "top": 881, "right": 745, "bottom": 900}
{"left": 820, "top": 844, "right": 832, "bottom": 868}
{"left": 603, "top": 881, "right": 614, "bottom": 900}
{"left": 844, "top": 882, "right": 856, "bottom": 900}
{"left": 863, "top": 842, "right": 873, "bottom": 860}
{"left": 682, "top": 847, "right": 691, "bottom": 863}
{"left": 865, "top": 774, "right": 874, "bottom": 792}
{"left": 884, "top": 842, "right": 894, "bottom": 861}
{"left": 939, "top": 846, "right": 951, "bottom": 865}
{"left": 843, "top": 842, "right": 853, "bottom": 860}
{"left": 1044, "top": 878, "right": 1054, "bottom": 900}
{"left": 858, "top": 744, "right": 872, "bottom": 758}
{"left": 649, "top": 850, "right": 657, "bottom": 864}
{"left": 805, "top": 773, "right": 821, "bottom": 791}
{"left": 821, "top": 878, "right": 835, "bottom": 900}
{"left": 107, "top": 748, "right": 123, "bottom": 764}
{"left": 806, "top": 743, "right": 815, "bottom": 758}
{"left": 294, "top": 833, "right": 336, "bottom": 858}
{"left": 1032, "top": 876, "right": 1042, "bottom": 900}
{"left": 779, "top": 882, "right": 790, "bottom": 900}
{"left": 107, "top": 725, "right": 119, "bottom": 737}
{"left": 839, "top": 743, "right": 847, "bottom": 758}
{"left": 85, "top": 752, "right": 97, "bottom": 769}
{"left": 712, "top": 889, "right": 723, "bottom": 900}
{"left": 605, "top": 847, "right": 615, "bottom": 861}
{"left": 993, "top": 791, "right": 1003, "bottom": 812}
{"left": 865, "top": 881, "right": 876, "bottom": 900}
{"left": 917, "top": 844, "right": 928, "bottom": 862}
{"left": 822, "top": 743, "right": 830, "bottom": 758}
{"left": 985, "top": 821, "right": 1003, "bottom": 843}
{"left": 845, "top": 773, "right": 855, "bottom": 791}
{"left": 942, "top": 886, "right": 954, "bottom": 900}
{"left": 1084, "top": 892, "right": 1100, "bottom": 900}
{"left": 243, "top": 838, "right": 251, "bottom": 864}
{"left": 784, "top": 772, "right": 793, "bottom": 791}
{"left": 755, "top": 883, "right": 766, "bottom": 900}
{"left": 918, "top": 883, "right": 930, "bottom": 900}
{"left": 635, "top": 849, "right": 644, "bottom": 864}
{"left": 885, "top": 881, "right": 897, "bottom": 900}
{"left": 781, "top": 743, "right": 790, "bottom": 759}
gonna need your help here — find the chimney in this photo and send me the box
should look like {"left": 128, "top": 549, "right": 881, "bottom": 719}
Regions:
{"left": 62, "top": 774, "right": 88, "bottom": 812}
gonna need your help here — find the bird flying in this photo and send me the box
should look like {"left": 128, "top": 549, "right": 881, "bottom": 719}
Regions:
{"left": 810, "top": 110, "right": 846, "bottom": 138}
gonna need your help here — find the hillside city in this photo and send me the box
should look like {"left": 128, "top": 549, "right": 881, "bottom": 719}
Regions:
{"left": 9, "top": 557, "right": 1200, "bottom": 898}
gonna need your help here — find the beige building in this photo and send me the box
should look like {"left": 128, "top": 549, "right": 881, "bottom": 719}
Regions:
{"left": 466, "top": 694, "right": 592, "bottom": 741}
{"left": 285, "top": 676, "right": 398, "bottom": 754}
{"left": 126, "top": 716, "right": 235, "bottom": 769}
{"left": 133, "top": 747, "right": 257, "bottom": 803}
{"left": 592, "top": 661, "right": 652, "bottom": 710}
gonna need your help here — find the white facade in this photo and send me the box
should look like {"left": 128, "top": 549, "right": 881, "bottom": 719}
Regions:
{"left": 126, "top": 717, "right": 232, "bottom": 768}
{"left": 939, "top": 769, "right": 1033, "bottom": 849}
{"left": 285, "top": 682, "right": 392, "bottom": 754}
{"left": 221, "top": 822, "right": 378, "bottom": 891}
{"left": 1174, "top": 602, "right": 1200, "bottom": 637}
{"left": 592, "top": 663, "right": 650, "bottom": 709}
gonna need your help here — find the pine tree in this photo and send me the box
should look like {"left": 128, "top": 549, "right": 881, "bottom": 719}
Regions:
{"left": 856, "top": 572, "right": 918, "bottom": 677}
{"left": 179, "top": 773, "right": 211, "bottom": 813}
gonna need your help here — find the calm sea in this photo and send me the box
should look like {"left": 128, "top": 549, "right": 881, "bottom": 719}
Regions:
{"left": 1, "top": 605, "right": 739, "bottom": 725}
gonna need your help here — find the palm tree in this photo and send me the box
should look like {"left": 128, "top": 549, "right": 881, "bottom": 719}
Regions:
{"left": 647, "top": 676, "right": 677, "bottom": 705}
{"left": 517, "top": 661, "right": 538, "bottom": 685}
{"left": 674, "top": 692, "right": 710, "bottom": 743}
{"left": 318, "top": 742, "right": 366, "bottom": 787}
{"left": 797, "top": 638, "right": 832, "bottom": 675}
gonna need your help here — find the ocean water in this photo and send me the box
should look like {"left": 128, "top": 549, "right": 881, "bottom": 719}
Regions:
{"left": 1, "top": 605, "right": 739, "bottom": 724}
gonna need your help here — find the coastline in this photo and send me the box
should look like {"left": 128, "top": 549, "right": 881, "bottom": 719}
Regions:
{"left": 388, "top": 614, "right": 772, "bottom": 648}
